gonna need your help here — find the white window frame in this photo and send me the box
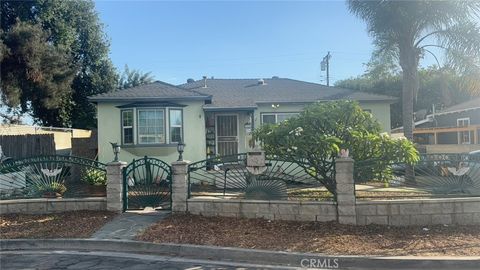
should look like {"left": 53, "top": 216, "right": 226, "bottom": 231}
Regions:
{"left": 261, "top": 112, "right": 299, "bottom": 125}
{"left": 137, "top": 108, "right": 166, "bottom": 145}
{"left": 121, "top": 109, "right": 134, "bottom": 145}
{"left": 457, "top": 118, "right": 470, "bottom": 127}
{"left": 457, "top": 117, "right": 471, "bottom": 144}
{"left": 169, "top": 108, "right": 183, "bottom": 143}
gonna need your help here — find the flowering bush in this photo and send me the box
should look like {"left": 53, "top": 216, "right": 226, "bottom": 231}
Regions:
{"left": 253, "top": 100, "right": 418, "bottom": 197}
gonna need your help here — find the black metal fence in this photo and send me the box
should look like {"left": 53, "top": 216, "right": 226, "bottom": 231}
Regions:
{"left": 354, "top": 153, "right": 480, "bottom": 199}
{"left": 0, "top": 155, "right": 107, "bottom": 200}
{"left": 187, "top": 153, "right": 334, "bottom": 201}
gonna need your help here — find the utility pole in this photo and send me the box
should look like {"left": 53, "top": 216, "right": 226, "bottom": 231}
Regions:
{"left": 321, "top": 51, "right": 331, "bottom": 86}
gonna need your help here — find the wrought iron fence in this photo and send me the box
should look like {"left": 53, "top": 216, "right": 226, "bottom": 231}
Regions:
{"left": 354, "top": 153, "right": 480, "bottom": 199}
{"left": 187, "top": 153, "right": 334, "bottom": 201}
{"left": 0, "top": 155, "right": 107, "bottom": 200}
{"left": 123, "top": 156, "right": 172, "bottom": 210}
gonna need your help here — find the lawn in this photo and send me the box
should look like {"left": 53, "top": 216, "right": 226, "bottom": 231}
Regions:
{"left": 137, "top": 214, "right": 480, "bottom": 256}
{"left": 0, "top": 211, "right": 116, "bottom": 239}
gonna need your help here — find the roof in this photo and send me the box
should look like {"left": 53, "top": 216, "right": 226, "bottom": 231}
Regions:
{"left": 178, "top": 78, "right": 397, "bottom": 109}
{"left": 437, "top": 97, "right": 480, "bottom": 115}
{"left": 88, "top": 81, "right": 211, "bottom": 102}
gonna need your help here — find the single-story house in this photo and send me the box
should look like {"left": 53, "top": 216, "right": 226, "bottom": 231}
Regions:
{"left": 89, "top": 77, "right": 396, "bottom": 164}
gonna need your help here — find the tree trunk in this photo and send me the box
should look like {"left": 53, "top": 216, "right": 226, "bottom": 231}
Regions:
{"left": 399, "top": 43, "right": 420, "bottom": 183}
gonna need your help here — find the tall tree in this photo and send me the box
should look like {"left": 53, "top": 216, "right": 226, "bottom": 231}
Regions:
{"left": 1, "top": 0, "right": 118, "bottom": 128}
{"left": 336, "top": 65, "right": 472, "bottom": 128}
{"left": 347, "top": 0, "right": 480, "bottom": 141}
{"left": 118, "top": 65, "right": 155, "bottom": 89}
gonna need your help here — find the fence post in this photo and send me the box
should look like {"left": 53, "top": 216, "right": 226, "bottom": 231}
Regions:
{"left": 171, "top": 160, "right": 189, "bottom": 213}
{"left": 106, "top": 161, "right": 127, "bottom": 213}
{"left": 335, "top": 157, "right": 357, "bottom": 225}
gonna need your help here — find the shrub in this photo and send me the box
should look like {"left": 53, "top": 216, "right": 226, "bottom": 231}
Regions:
{"left": 81, "top": 168, "right": 107, "bottom": 186}
{"left": 253, "top": 100, "right": 419, "bottom": 197}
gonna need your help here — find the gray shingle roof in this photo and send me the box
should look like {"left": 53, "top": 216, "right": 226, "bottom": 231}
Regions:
{"left": 89, "top": 81, "right": 211, "bottom": 102}
{"left": 178, "top": 78, "right": 397, "bottom": 108}
{"left": 438, "top": 97, "right": 480, "bottom": 114}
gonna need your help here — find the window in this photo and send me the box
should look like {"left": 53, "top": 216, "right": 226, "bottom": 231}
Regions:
{"left": 169, "top": 109, "right": 183, "bottom": 143}
{"left": 120, "top": 107, "right": 184, "bottom": 145}
{"left": 137, "top": 109, "right": 165, "bottom": 144}
{"left": 261, "top": 112, "right": 299, "bottom": 125}
{"left": 457, "top": 118, "right": 470, "bottom": 127}
{"left": 122, "top": 110, "right": 133, "bottom": 144}
{"left": 457, "top": 118, "right": 471, "bottom": 144}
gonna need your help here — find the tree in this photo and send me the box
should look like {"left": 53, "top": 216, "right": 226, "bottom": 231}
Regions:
{"left": 118, "top": 65, "right": 155, "bottom": 89}
{"left": 347, "top": 0, "right": 480, "bottom": 141}
{"left": 336, "top": 65, "right": 472, "bottom": 128}
{"left": 1, "top": 0, "right": 118, "bottom": 128}
{"left": 1, "top": 21, "right": 75, "bottom": 125}
{"left": 253, "top": 101, "right": 418, "bottom": 198}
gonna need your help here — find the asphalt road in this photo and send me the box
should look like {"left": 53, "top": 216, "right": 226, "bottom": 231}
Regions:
{"left": 0, "top": 250, "right": 299, "bottom": 270}
{"left": 1, "top": 250, "right": 479, "bottom": 270}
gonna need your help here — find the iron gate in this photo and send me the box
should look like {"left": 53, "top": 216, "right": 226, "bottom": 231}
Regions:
{"left": 123, "top": 156, "right": 172, "bottom": 210}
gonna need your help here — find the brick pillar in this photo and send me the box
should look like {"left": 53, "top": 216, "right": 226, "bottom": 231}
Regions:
{"left": 171, "top": 160, "right": 189, "bottom": 213}
{"left": 106, "top": 161, "right": 127, "bottom": 213}
{"left": 335, "top": 158, "right": 357, "bottom": 224}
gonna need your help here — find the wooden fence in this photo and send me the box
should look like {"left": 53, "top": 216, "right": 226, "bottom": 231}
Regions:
{"left": 0, "top": 134, "right": 55, "bottom": 159}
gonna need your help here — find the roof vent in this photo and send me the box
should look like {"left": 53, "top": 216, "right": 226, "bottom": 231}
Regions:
{"left": 258, "top": 78, "right": 266, "bottom": 85}
{"left": 202, "top": 76, "right": 207, "bottom": 88}
{"left": 187, "top": 78, "right": 195, "bottom": 83}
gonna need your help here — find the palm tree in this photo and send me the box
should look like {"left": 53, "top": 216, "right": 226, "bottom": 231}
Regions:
{"left": 118, "top": 65, "right": 155, "bottom": 89}
{"left": 348, "top": 0, "right": 480, "bottom": 142}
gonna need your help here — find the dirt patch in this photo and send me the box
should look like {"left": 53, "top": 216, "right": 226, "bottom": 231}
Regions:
{"left": 0, "top": 211, "right": 116, "bottom": 239}
{"left": 137, "top": 214, "right": 480, "bottom": 256}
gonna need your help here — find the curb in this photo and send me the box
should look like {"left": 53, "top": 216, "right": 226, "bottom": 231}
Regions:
{"left": 1, "top": 239, "right": 480, "bottom": 269}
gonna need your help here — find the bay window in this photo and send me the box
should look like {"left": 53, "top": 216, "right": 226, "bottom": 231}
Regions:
{"left": 137, "top": 109, "right": 165, "bottom": 144}
{"left": 169, "top": 109, "right": 183, "bottom": 143}
{"left": 122, "top": 110, "right": 134, "bottom": 144}
{"left": 120, "top": 107, "right": 183, "bottom": 145}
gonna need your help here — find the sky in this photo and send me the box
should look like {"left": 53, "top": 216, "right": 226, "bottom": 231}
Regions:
{"left": 95, "top": 0, "right": 378, "bottom": 85}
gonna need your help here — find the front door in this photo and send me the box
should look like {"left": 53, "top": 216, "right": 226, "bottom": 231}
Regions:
{"left": 216, "top": 114, "right": 239, "bottom": 156}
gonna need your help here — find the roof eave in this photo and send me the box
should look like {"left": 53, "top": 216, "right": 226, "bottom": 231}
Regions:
{"left": 88, "top": 96, "right": 212, "bottom": 103}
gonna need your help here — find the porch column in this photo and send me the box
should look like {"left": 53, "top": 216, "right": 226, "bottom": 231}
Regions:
{"left": 106, "top": 161, "right": 127, "bottom": 213}
{"left": 171, "top": 160, "right": 189, "bottom": 213}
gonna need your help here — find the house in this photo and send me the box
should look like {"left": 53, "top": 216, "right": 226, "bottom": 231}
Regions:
{"left": 406, "top": 97, "right": 480, "bottom": 153}
{"left": 89, "top": 77, "right": 396, "bottom": 164}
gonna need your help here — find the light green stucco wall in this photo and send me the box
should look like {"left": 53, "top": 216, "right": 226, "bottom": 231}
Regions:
{"left": 97, "top": 100, "right": 206, "bottom": 164}
{"left": 253, "top": 101, "right": 392, "bottom": 133}
{"left": 96, "top": 100, "right": 392, "bottom": 164}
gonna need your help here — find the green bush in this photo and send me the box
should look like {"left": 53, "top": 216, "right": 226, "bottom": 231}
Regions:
{"left": 253, "top": 100, "right": 419, "bottom": 196}
{"left": 81, "top": 168, "right": 107, "bottom": 186}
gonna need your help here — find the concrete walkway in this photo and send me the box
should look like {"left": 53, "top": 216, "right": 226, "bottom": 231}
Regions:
{"left": 91, "top": 208, "right": 169, "bottom": 240}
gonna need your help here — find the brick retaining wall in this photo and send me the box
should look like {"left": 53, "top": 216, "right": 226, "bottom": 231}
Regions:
{"left": 187, "top": 198, "right": 337, "bottom": 222}
{"left": 0, "top": 197, "right": 107, "bottom": 215}
{"left": 356, "top": 197, "right": 480, "bottom": 226}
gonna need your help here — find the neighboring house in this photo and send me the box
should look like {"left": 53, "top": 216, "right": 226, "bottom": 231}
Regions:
{"left": 393, "top": 97, "right": 480, "bottom": 153}
{"left": 89, "top": 77, "right": 396, "bottom": 164}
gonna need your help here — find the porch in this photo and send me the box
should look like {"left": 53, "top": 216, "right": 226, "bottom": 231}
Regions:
{"left": 204, "top": 109, "right": 255, "bottom": 158}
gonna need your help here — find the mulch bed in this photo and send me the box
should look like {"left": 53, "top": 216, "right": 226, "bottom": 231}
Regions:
{"left": 137, "top": 214, "right": 480, "bottom": 256}
{"left": 0, "top": 211, "right": 116, "bottom": 239}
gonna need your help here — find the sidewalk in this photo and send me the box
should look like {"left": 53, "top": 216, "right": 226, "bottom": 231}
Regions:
{"left": 91, "top": 208, "right": 168, "bottom": 240}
